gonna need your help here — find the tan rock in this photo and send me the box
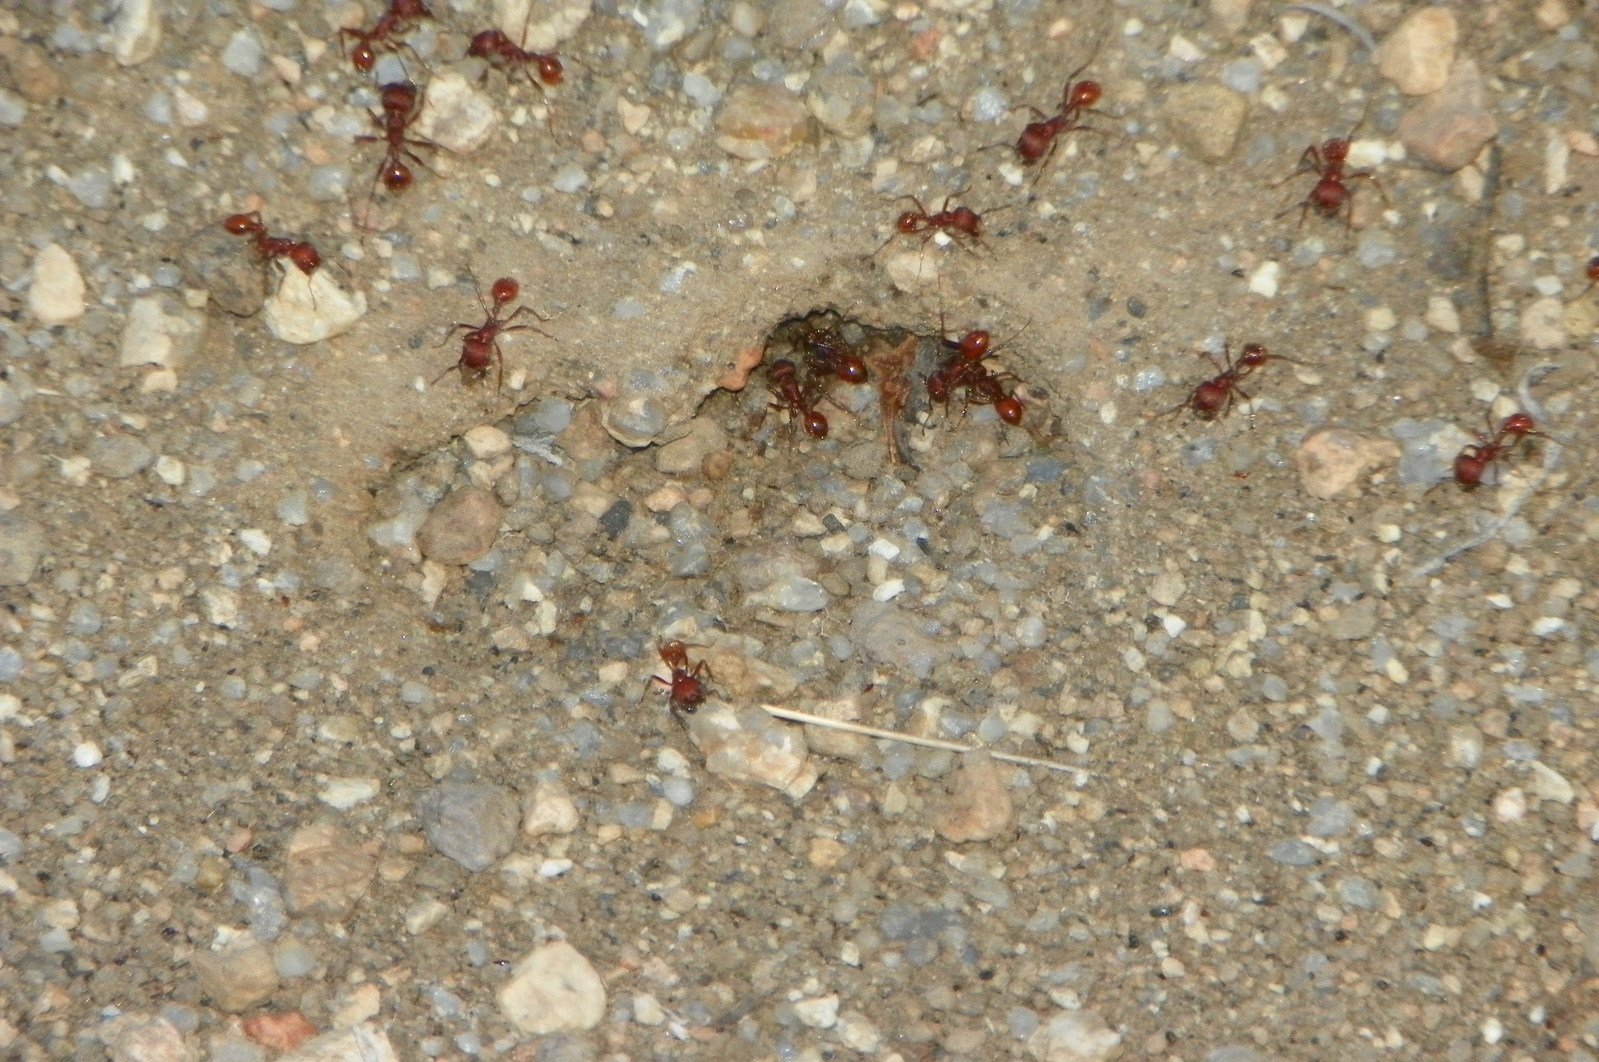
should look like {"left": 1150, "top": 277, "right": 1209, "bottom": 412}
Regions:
{"left": 1295, "top": 427, "right": 1399, "bottom": 499}
{"left": 1377, "top": 8, "right": 1457, "bottom": 95}
{"left": 934, "top": 753, "right": 1014, "bottom": 843}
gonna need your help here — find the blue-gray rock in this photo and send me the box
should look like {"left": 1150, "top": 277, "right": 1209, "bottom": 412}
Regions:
{"left": 416, "top": 784, "right": 521, "bottom": 872}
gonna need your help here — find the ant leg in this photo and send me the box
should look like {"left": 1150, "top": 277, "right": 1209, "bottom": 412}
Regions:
{"left": 439, "top": 322, "right": 478, "bottom": 345}
{"left": 494, "top": 342, "right": 505, "bottom": 393}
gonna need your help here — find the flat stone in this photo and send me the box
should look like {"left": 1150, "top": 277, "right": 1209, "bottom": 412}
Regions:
{"left": 497, "top": 940, "right": 606, "bottom": 1034}
{"left": 28, "top": 243, "right": 87, "bottom": 325}
{"left": 715, "top": 82, "right": 817, "bottom": 161}
{"left": 1027, "top": 1009, "right": 1123, "bottom": 1062}
{"left": 415, "top": 782, "right": 521, "bottom": 872}
{"left": 416, "top": 487, "right": 502, "bottom": 565}
{"left": 0, "top": 512, "right": 47, "bottom": 587}
{"left": 120, "top": 294, "right": 206, "bottom": 368}
{"left": 934, "top": 753, "right": 1014, "bottom": 843}
{"left": 1295, "top": 427, "right": 1399, "bottom": 499}
{"left": 100, "top": 1014, "right": 197, "bottom": 1062}
{"left": 191, "top": 941, "right": 278, "bottom": 1012}
{"left": 1162, "top": 82, "right": 1248, "bottom": 162}
{"left": 262, "top": 268, "right": 367, "bottom": 345}
{"left": 282, "top": 823, "right": 375, "bottom": 917}
{"left": 1397, "top": 58, "right": 1499, "bottom": 172}
{"left": 691, "top": 706, "right": 819, "bottom": 798}
{"left": 1377, "top": 8, "right": 1457, "bottom": 96}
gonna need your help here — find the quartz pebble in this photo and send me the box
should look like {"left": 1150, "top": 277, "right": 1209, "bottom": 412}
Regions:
{"left": 521, "top": 778, "right": 580, "bottom": 838}
{"left": 413, "top": 72, "right": 496, "bottom": 154}
{"left": 191, "top": 941, "right": 279, "bottom": 1012}
{"left": 28, "top": 243, "right": 87, "bottom": 325}
{"left": 689, "top": 705, "right": 819, "bottom": 798}
{"left": 112, "top": 0, "right": 162, "bottom": 65}
{"left": 492, "top": 0, "right": 591, "bottom": 52}
{"left": 262, "top": 269, "right": 367, "bottom": 344}
{"left": 497, "top": 941, "right": 606, "bottom": 1034}
{"left": 1027, "top": 1009, "right": 1122, "bottom": 1062}
{"left": 1377, "top": 8, "right": 1457, "bottom": 96}
{"left": 280, "top": 1024, "right": 398, "bottom": 1062}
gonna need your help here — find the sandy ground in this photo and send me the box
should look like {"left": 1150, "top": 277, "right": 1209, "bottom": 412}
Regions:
{"left": 2, "top": 0, "right": 1598, "bottom": 1058}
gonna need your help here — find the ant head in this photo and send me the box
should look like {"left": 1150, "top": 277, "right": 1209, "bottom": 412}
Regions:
{"left": 769, "top": 358, "right": 799, "bottom": 384}
{"left": 1068, "top": 80, "right": 1102, "bottom": 109}
{"left": 1453, "top": 452, "right": 1485, "bottom": 486}
{"left": 658, "top": 641, "right": 689, "bottom": 668}
{"left": 996, "top": 395, "right": 1024, "bottom": 426}
{"left": 380, "top": 81, "right": 419, "bottom": 112}
{"left": 896, "top": 211, "right": 921, "bottom": 234}
{"left": 1500, "top": 412, "right": 1536, "bottom": 437}
{"left": 959, "top": 330, "right": 991, "bottom": 361}
{"left": 1322, "top": 138, "right": 1350, "bottom": 163}
{"left": 927, "top": 371, "right": 950, "bottom": 404}
{"left": 1586, "top": 255, "right": 1599, "bottom": 281}
{"left": 538, "top": 55, "right": 564, "bottom": 86}
{"left": 802, "top": 409, "right": 829, "bottom": 439}
{"left": 490, "top": 277, "right": 520, "bottom": 306}
{"left": 382, "top": 161, "right": 414, "bottom": 191}
{"left": 223, "top": 213, "right": 262, "bottom": 236}
{"left": 1238, "top": 342, "right": 1270, "bottom": 367}
{"left": 288, "top": 243, "right": 322, "bottom": 274}
{"left": 466, "top": 30, "right": 498, "bottom": 59}
{"left": 352, "top": 44, "right": 376, "bottom": 72}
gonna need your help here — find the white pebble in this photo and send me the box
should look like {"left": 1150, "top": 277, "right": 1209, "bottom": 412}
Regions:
{"left": 72, "top": 742, "right": 104, "bottom": 768}
{"left": 871, "top": 578, "right": 905, "bottom": 601}
{"left": 632, "top": 992, "right": 666, "bottom": 1026}
{"left": 1492, "top": 787, "right": 1526, "bottom": 822}
{"left": 464, "top": 425, "right": 512, "bottom": 459}
{"left": 318, "top": 778, "right": 379, "bottom": 809}
{"left": 412, "top": 72, "right": 497, "bottom": 154}
{"left": 28, "top": 243, "right": 87, "bottom": 325}
{"left": 154, "top": 455, "right": 186, "bottom": 486}
{"left": 1247, "top": 260, "right": 1279, "bottom": 298}
{"left": 792, "top": 993, "right": 840, "bottom": 1029}
{"left": 238, "top": 528, "right": 272, "bottom": 556}
{"left": 113, "top": 0, "right": 162, "bottom": 65}
{"left": 538, "top": 858, "right": 574, "bottom": 877}
{"left": 1530, "top": 616, "right": 1564, "bottom": 637}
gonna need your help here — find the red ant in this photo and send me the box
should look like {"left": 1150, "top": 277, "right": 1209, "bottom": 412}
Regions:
{"left": 1453, "top": 411, "right": 1540, "bottom": 487}
{"left": 647, "top": 641, "right": 712, "bottom": 725}
{"left": 339, "top": 0, "right": 434, "bottom": 73}
{"left": 434, "top": 275, "right": 553, "bottom": 392}
{"left": 767, "top": 358, "right": 829, "bottom": 439}
{"left": 356, "top": 81, "right": 437, "bottom": 198}
{"left": 798, "top": 321, "right": 868, "bottom": 385}
{"left": 875, "top": 195, "right": 986, "bottom": 256}
{"left": 927, "top": 325, "right": 1025, "bottom": 426}
{"left": 1276, "top": 110, "right": 1389, "bottom": 231}
{"left": 1566, "top": 254, "right": 1599, "bottom": 303}
{"left": 1013, "top": 60, "right": 1115, "bottom": 181}
{"left": 222, "top": 211, "right": 322, "bottom": 277}
{"left": 467, "top": 30, "right": 563, "bottom": 89}
{"left": 1162, "top": 342, "right": 1289, "bottom": 422}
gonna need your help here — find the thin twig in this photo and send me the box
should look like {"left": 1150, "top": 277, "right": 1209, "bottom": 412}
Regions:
{"left": 759, "top": 704, "right": 1087, "bottom": 775}
{"left": 1285, "top": 4, "right": 1378, "bottom": 55}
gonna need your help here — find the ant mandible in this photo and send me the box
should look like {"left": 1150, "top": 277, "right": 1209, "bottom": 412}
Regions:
{"left": 1453, "top": 411, "right": 1540, "bottom": 487}
{"left": 766, "top": 358, "right": 829, "bottom": 439}
{"left": 356, "top": 81, "right": 438, "bottom": 198}
{"left": 648, "top": 641, "right": 712, "bottom": 725}
{"left": 222, "top": 212, "right": 322, "bottom": 276}
{"left": 434, "top": 276, "right": 553, "bottom": 392}
{"left": 340, "top": 0, "right": 434, "bottom": 73}
{"left": 1277, "top": 109, "right": 1389, "bottom": 232}
{"left": 1163, "top": 342, "right": 1289, "bottom": 422}
{"left": 1014, "top": 61, "right": 1114, "bottom": 181}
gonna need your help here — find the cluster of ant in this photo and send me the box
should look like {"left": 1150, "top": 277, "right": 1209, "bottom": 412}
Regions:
{"left": 765, "top": 318, "right": 871, "bottom": 440}
{"left": 217, "top": 1, "right": 573, "bottom": 384}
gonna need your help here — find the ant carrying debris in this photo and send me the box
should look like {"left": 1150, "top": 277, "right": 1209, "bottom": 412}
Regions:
{"left": 648, "top": 641, "right": 712, "bottom": 725}
{"left": 434, "top": 276, "right": 553, "bottom": 392}
{"left": 222, "top": 211, "right": 322, "bottom": 277}
{"left": 1161, "top": 342, "right": 1291, "bottom": 423}
{"left": 339, "top": 0, "right": 434, "bottom": 73}
{"left": 1453, "top": 411, "right": 1541, "bottom": 488}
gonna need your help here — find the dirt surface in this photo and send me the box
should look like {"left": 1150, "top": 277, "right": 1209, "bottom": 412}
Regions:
{"left": 2, "top": 0, "right": 1598, "bottom": 1058}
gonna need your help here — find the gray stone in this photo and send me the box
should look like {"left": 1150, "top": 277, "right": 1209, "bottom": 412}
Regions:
{"left": 416, "top": 783, "right": 521, "bottom": 872}
{"left": 416, "top": 487, "right": 502, "bottom": 565}
{"left": 0, "top": 512, "right": 46, "bottom": 586}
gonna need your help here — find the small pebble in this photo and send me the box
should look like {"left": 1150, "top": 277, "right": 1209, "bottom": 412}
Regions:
{"left": 1163, "top": 82, "right": 1248, "bottom": 162}
{"left": 415, "top": 783, "right": 521, "bottom": 872}
{"left": 27, "top": 243, "right": 88, "bottom": 325}
{"left": 113, "top": 0, "right": 162, "bottom": 65}
{"left": 934, "top": 754, "right": 1014, "bottom": 843}
{"left": 262, "top": 269, "right": 367, "bottom": 344}
{"left": 120, "top": 294, "right": 207, "bottom": 368}
{"left": 715, "top": 82, "right": 817, "bottom": 161}
{"left": 1377, "top": 8, "right": 1457, "bottom": 96}
{"left": 416, "top": 487, "right": 502, "bottom": 565}
{"left": 497, "top": 941, "right": 607, "bottom": 1034}
{"left": 1397, "top": 58, "right": 1499, "bottom": 171}
{"left": 1295, "top": 428, "right": 1399, "bottom": 499}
